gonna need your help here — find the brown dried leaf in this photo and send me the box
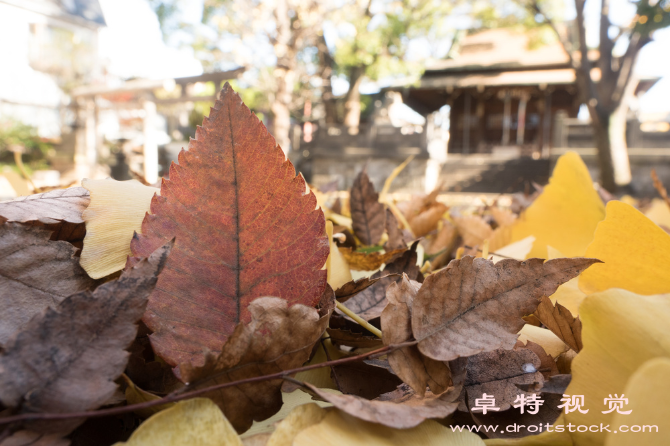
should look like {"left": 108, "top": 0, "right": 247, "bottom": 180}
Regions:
{"left": 462, "top": 347, "right": 544, "bottom": 412}
{"left": 350, "top": 170, "right": 385, "bottom": 246}
{"left": 338, "top": 247, "right": 405, "bottom": 271}
{"left": 344, "top": 242, "right": 423, "bottom": 321}
{"left": 411, "top": 256, "right": 600, "bottom": 362}
{"left": 534, "top": 296, "right": 583, "bottom": 352}
{"left": 517, "top": 374, "right": 571, "bottom": 394}
{"left": 179, "top": 297, "right": 330, "bottom": 433}
{"left": 520, "top": 340, "right": 559, "bottom": 379}
{"left": 0, "top": 223, "right": 96, "bottom": 345}
{"left": 381, "top": 276, "right": 452, "bottom": 396}
{"left": 0, "top": 242, "right": 170, "bottom": 435}
{"left": 302, "top": 382, "right": 460, "bottom": 429}
{"left": 490, "top": 207, "right": 517, "bottom": 228}
{"left": 408, "top": 202, "right": 448, "bottom": 238}
{"left": 384, "top": 209, "right": 407, "bottom": 250}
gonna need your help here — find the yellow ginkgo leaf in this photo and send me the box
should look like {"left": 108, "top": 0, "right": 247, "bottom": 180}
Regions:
{"left": 81, "top": 178, "right": 158, "bottom": 279}
{"left": 112, "top": 398, "right": 242, "bottom": 446}
{"left": 644, "top": 198, "right": 670, "bottom": 230}
{"left": 546, "top": 246, "right": 587, "bottom": 316}
{"left": 605, "top": 357, "right": 670, "bottom": 446}
{"left": 293, "top": 410, "right": 485, "bottom": 446}
{"left": 265, "top": 402, "right": 328, "bottom": 446}
{"left": 562, "top": 289, "right": 670, "bottom": 446}
{"left": 579, "top": 201, "right": 670, "bottom": 295}
{"left": 510, "top": 152, "right": 605, "bottom": 259}
{"left": 326, "top": 221, "right": 352, "bottom": 290}
{"left": 518, "top": 324, "right": 568, "bottom": 358}
{"left": 605, "top": 358, "right": 670, "bottom": 446}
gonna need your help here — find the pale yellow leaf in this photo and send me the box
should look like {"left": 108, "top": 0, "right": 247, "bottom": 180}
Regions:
{"left": 294, "top": 410, "right": 485, "bottom": 446}
{"left": 562, "top": 290, "right": 670, "bottom": 446}
{"left": 491, "top": 236, "right": 535, "bottom": 262}
{"left": 605, "top": 357, "right": 670, "bottom": 446}
{"left": 546, "top": 246, "right": 586, "bottom": 316}
{"left": 265, "top": 402, "right": 328, "bottom": 446}
{"left": 112, "top": 398, "right": 242, "bottom": 446}
{"left": 121, "top": 374, "right": 174, "bottom": 418}
{"left": 81, "top": 178, "right": 159, "bottom": 279}
{"left": 242, "top": 392, "right": 332, "bottom": 439}
{"left": 326, "top": 221, "right": 352, "bottom": 290}
{"left": 518, "top": 324, "right": 568, "bottom": 358}
{"left": 510, "top": 152, "right": 605, "bottom": 258}
{"left": 579, "top": 201, "right": 670, "bottom": 295}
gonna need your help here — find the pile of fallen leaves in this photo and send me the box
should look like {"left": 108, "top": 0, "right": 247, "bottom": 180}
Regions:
{"left": 1, "top": 85, "right": 669, "bottom": 446}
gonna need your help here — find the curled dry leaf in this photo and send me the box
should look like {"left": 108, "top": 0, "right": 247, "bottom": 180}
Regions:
{"left": 81, "top": 179, "right": 159, "bottom": 279}
{"left": 520, "top": 340, "right": 559, "bottom": 379}
{"left": 350, "top": 170, "right": 385, "bottom": 246}
{"left": 382, "top": 275, "right": 452, "bottom": 396}
{"left": 0, "top": 223, "right": 96, "bottom": 345}
{"left": 344, "top": 242, "right": 422, "bottom": 321}
{"left": 461, "top": 347, "right": 544, "bottom": 412}
{"left": 301, "top": 381, "right": 461, "bottom": 429}
{"left": 408, "top": 202, "right": 448, "bottom": 238}
{"left": 338, "top": 247, "right": 405, "bottom": 271}
{"left": 517, "top": 374, "right": 571, "bottom": 394}
{"left": 0, "top": 187, "right": 89, "bottom": 225}
{"left": 130, "top": 84, "right": 329, "bottom": 368}
{"left": 385, "top": 209, "right": 407, "bottom": 250}
{"left": 111, "top": 398, "right": 243, "bottom": 446}
{"left": 490, "top": 207, "right": 517, "bottom": 228}
{"left": 426, "top": 220, "right": 457, "bottom": 256}
{"left": 534, "top": 296, "right": 583, "bottom": 352}
{"left": 0, "top": 242, "right": 171, "bottom": 435}
{"left": 330, "top": 361, "right": 402, "bottom": 399}
{"left": 179, "top": 297, "right": 331, "bottom": 433}
{"left": 327, "top": 328, "right": 382, "bottom": 349}
{"left": 452, "top": 215, "right": 493, "bottom": 248}
{"left": 334, "top": 275, "right": 389, "bottom": 302}
{"left": 411, "top": 256, "right": 600, "bottom": 362}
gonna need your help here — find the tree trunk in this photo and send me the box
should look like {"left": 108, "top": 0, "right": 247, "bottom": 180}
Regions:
{"left": 317, "top": 33, "right": 337, "bottom": 124}
{"left": 592, "top": 111, "right": 617, "bottom": 193}
{"left": 344, "top": 66, "right": 365, "bottom": 129}
{"left": 271, "top": 67, "right": 293, "bottom": 154}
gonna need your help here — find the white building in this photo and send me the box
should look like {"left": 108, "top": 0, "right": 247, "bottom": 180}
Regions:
{"left": 0, "top": 0, "right": 106, "bottom": 138}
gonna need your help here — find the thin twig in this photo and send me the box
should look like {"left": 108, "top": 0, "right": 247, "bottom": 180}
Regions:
{"left": 336, "top": 301, "right": 382, "bottom": 338}
{"left": 0, "top": 342, "right": 415, "bottom": 426}
{"left": 320, "top": 335, "right": 344, "bottom": 393}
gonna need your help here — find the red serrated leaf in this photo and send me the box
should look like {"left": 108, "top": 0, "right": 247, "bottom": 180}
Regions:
{"left": 130, "top": 84, "right": 329, "bottom": 368}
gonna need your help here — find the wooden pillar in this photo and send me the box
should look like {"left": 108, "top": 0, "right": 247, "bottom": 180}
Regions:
{"left": 463, "top": 91, "right": 471, "bottom": 154}
{"left": 516, "top": 93, "right": 528, "bottom": 145}
{"left": 143, "top": 100, "right": 158, "bottom": 184}
{"left": 502, "top": 90, "right": 511, "bottom": 146}
{"left": 542, "top": 90, "right": 552, "bottom": 157}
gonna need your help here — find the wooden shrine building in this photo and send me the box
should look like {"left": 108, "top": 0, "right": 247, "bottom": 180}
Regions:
{"left": 402, "top": 28, "right": 582, "bottom": 155}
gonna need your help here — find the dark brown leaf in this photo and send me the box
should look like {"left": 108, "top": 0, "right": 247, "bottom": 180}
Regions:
{"left": 349, "top": 170, "right": 385, "bottom": 246}
{"left": 534, "top": 296, "right": 583, "bottom": 352}
{"left": 330, "top": 361, "right": 402, "bottom": 399}
{"left": 334, "top": 275, "right": 390, "bottom": 302}
{"left": 179, "top": 297, "right": 330, "bottom": 433}
{"left": 461, "top": 347, "right": 544, "bottom": 412}
{"left": 0, "top": 223, "right": 96, "bottom": 345}
{"left": 326, "top": 328, "right": 382, "bottom": 349}
{"left": 411, "top": 256, "right": 600, "bottom": 361}
{"left": 0, "top": 242, "right": 171, "bottom": 435}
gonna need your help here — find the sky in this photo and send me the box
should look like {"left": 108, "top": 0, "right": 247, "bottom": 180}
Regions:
{"left": 97, "top": 0, "right": 670, "bottom": 114}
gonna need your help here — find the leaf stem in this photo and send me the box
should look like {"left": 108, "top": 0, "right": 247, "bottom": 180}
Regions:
{"left": 0, "top": 342, "right": 416, "bottom": 426}
{"left": 335, "top": 301, "right": 383, "bottom": 339}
